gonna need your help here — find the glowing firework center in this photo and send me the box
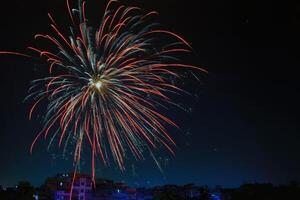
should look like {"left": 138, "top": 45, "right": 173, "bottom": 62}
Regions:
{"left": 89, "top": 76, "right": 104, "bottom": 92}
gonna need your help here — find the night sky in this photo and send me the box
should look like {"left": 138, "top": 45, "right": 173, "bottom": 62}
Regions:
{"left": 0, "top": 0, "right": 300, "bottom": 188}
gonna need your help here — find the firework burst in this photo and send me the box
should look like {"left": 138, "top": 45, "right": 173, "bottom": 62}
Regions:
{"left": 1, "top": 0, "right": 207, "bottom": 185}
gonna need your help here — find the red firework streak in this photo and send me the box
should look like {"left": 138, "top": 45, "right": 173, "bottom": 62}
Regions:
{"left": 0, "top": 0, "right": 207, "bottom": 198}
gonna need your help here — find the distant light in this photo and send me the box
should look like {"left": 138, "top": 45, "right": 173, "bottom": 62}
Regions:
{"left": 211, "top": 193, "right": 221, "bottom": 200}
{"left": 59, "top": 182, "right": 63, "bottom": 187}
{"left": 117, "top": 189, "right": 120, "bottom": 193}
{"left": 33, "top": 194, "right": 39, "bottom": 200}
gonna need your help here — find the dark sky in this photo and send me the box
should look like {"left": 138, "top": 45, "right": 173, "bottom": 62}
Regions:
{"left": 0, "top": 0, "right": 300, "bottom": 188}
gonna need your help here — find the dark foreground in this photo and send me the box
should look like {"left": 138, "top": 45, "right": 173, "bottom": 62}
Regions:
{"left": 1, "top": 180, "right": 300, "bottom": 200}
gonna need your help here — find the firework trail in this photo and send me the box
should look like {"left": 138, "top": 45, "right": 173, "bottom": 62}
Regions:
{"left": 1, "top": 0, "right": 207, "bottom": 186}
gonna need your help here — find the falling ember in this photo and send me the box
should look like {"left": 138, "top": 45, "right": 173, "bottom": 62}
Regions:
{"left": 0, "top": 0, "right": 207, "bottom": 189}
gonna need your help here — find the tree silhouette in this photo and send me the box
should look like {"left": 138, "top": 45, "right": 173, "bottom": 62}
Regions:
{"left": 199, "top": 186, "right": 212, "bottom": 200}
{"left": 15, "top": 181, "right": 35, "bottom": 200}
